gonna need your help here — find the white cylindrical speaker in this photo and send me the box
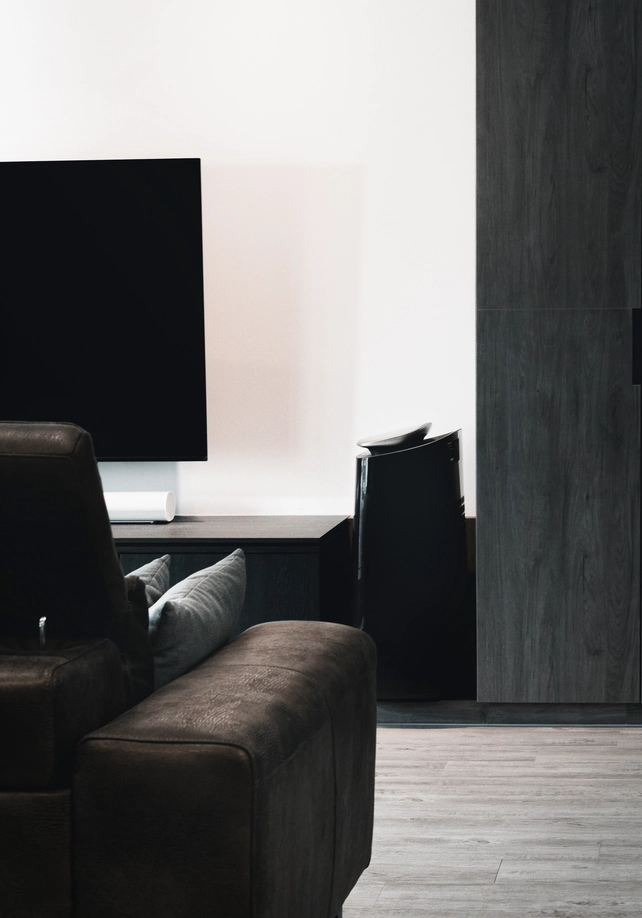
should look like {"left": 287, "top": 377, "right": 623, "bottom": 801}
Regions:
{"left": 104, "top": 491, "right": 176, "bottom": 522}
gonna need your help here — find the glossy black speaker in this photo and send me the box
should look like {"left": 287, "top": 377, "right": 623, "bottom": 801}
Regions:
{"left": 354, "top": 430, "right": 469, "bottom": 700}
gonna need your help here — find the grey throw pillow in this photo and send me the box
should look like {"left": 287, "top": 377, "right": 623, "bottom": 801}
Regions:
{"left": 128, "top": 555, "right": 171, "bottom": 606}
{"left": 148, "top": 549, "right": 246, "bottom": 689}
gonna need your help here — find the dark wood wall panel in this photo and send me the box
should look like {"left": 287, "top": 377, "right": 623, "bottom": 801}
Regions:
{"left": 477, "top": 308, "right": 640, "bottom": 702}
{"left": 477, "top": 0, "right": 641, "bottom": 704}
{"left": 477, "top": 0, "right": 641, "bottom": 312}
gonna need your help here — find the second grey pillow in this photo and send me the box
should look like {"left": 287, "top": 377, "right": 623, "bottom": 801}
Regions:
{"left": 128, "top": 554, "right": 172, "bottom": 606}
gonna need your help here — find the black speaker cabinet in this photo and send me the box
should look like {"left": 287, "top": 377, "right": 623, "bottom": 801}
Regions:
{"left": 354, "top": 429, "right": 470, "bottom": 700}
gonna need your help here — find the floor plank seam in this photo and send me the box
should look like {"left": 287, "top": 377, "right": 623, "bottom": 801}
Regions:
{"left": 378, "top": 722, "right": 642, "bottom": 729}
{"left": 371, "top": 882, "right": 385, "bottom": 908}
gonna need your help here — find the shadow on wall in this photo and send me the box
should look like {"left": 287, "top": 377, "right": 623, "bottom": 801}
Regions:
{"left": 194, "top": 164, "right": 362, "bottom": 507}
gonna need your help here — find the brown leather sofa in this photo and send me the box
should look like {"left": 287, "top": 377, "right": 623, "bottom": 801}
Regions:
{"left": 0, "top": 422, "right": 377, "bottom": 918}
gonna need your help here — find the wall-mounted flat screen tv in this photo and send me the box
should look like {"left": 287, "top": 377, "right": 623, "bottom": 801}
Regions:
{"left": 0, "top": 157, "right": 207, "bottom": 460}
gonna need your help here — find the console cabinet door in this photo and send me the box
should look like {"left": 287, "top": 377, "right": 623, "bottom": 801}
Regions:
{"left": 476, "top": 0, "right": 641, "bottom": 702}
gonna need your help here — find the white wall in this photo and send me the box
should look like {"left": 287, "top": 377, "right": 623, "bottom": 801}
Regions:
{"left": 1, "top": 0, "right": 476, "bottom": 515}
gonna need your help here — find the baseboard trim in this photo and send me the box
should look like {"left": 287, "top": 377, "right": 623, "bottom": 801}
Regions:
{"left": 377, "top": 699, "right": 642, "bottom": 727}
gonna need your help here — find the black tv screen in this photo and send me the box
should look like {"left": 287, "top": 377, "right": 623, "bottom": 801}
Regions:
{"left": 0, "top": 158, "right": 207, "bottom": 460}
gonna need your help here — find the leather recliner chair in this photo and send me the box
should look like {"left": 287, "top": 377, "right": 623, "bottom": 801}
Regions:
{"left": 0, "top": 421, "right": 376, "bottom": 918}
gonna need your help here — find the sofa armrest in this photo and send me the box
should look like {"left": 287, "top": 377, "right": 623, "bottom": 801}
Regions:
{"left": 0, "top": 638, "right": 127, "bottom": 788}
{"left": 73, "top": 621, "right": 376, "bottom": 918}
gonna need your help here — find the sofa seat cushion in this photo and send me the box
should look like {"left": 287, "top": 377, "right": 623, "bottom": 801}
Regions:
{"left": 0, "top": 639, "right": 127, "bottom": 788}
{"left": 73, "top": 621, "right": 376, "bottom": 918}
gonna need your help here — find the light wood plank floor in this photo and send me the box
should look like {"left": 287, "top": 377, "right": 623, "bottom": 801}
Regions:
{"left": 344, "top": 726, "right": 642, "bottom": 917}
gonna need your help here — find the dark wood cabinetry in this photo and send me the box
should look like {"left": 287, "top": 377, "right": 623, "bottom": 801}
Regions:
{"left": 113, "top": 516, "right": 354, "bottom": 637}
{"left": 477, "top": 0, "right": 640, "bottom": 316}
{"left": 476, "top": 0, "right": 641, "bottom": 702}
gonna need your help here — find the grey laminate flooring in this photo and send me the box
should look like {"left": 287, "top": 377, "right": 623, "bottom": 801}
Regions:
{"left": 344, "top": 726, "right": 642, "bottom": 917}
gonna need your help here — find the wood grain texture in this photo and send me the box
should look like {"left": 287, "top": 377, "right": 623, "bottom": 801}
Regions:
{"left": 344, "top": 726, "right": 642, "bottom": 917}
{"left": 477, "top": 309, "right": 640, "bottom": 702}
{"left": 477, "top": 0, "right": 641, "bottom": 312}
{"left": 477, "top": 0, "right": 641, "bottom": 705}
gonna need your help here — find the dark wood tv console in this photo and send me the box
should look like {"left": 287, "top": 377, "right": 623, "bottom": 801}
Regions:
{"left": 113, "top": 515, "right": 354, "bottom": 635}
